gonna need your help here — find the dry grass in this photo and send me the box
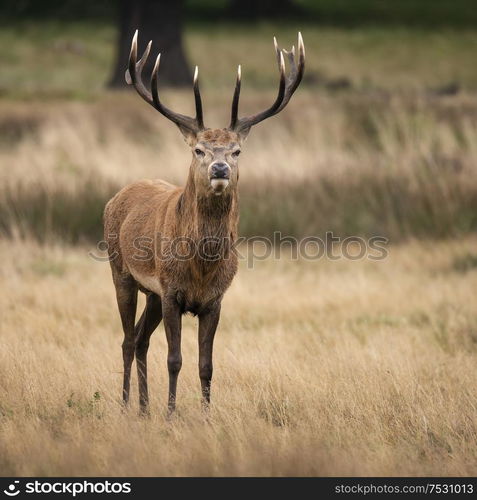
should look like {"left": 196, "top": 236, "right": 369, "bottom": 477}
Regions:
{"left": 1, "top": 237, "right": 477, "bottom": 476}
{"left": 1, "top": 91, "right": 477, "bottom": 241}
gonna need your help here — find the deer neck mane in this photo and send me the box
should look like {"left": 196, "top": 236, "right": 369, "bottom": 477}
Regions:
{"left": 177, "top": 169, "right": 238, "bottom": 241}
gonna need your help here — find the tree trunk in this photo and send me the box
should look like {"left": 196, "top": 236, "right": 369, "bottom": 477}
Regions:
{"left": 108, "top": 0, "right": 191, "bottom": 89}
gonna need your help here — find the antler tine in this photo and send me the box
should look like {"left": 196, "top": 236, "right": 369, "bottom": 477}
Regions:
{"left": 126, "top": 31, "right": 154, "bottom": 104}
{"left": 230, "top": 48, "right": 286, "bottom": 133}
{"left": 298, "top": 31, "right": 306, "bottom": 61}
{"left": 291, "top": 31, "right": 305, "bottom": 93}
{"left": 137, "top": 40, "right": 152, "bottom": 72}
{"left": 229, "top": 65, "right": 242, "bottom": 129}
{"left": 285, "top": 32, "right": 305, "bottom": 96}
{"left": 150, "top": 52, "right": 203, "bottom": 132}
{"left": 150, "top": 53, "right": 163, "bottom": 109}
{"left": 193, "top": 66, "right": 204, "bottom": 129}
{"left": 230, "top": 33, "right": 305, "bottom": 134}
{"left": 125, "top": 29, "right": 138, "bottom": 86}
{"left": 273, "top": 36, "right": 281, "bottom": 64}
{"left": 128, "top": 30, "right": 205, "bottom": 133}
{"left": 126, "top": 34, "right": 149, "bottom": 85}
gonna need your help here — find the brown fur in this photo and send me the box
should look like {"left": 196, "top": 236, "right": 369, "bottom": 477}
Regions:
{"left": 104, "top": 128, "right": 241, "bottom": 413}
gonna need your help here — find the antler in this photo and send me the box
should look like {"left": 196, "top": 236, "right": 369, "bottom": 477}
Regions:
{"left": 126, "top": 30, "right": 205, "bottom": 133}
{"left": 229, "top": 32, "right": 305, "bottom": 134}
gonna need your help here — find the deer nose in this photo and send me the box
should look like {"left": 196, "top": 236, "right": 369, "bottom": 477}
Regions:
{"left": 210, "top": 162, "right": 230, "bottom": 179}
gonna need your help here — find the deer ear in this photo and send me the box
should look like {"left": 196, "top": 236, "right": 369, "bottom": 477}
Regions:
{"left": 177, "top": 125, "right": 198, "bottom": 146}
{"left": 236, "top": 127, "right": 251, "bottom": 142}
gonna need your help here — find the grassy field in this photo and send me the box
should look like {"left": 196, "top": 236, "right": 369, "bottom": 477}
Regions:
{"left": 1, "top": 237, "right": 477, "bottom": 476}
{"left": 1, "top": 22, "right": 477, "bottom": 97}
{"left": 1, "top": 19, "right": 477, "bottom": 476}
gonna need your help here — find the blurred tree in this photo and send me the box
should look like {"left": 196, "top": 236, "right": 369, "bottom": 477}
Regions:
{"left": 108, "top": 0, "right": 191, "bottom": 88}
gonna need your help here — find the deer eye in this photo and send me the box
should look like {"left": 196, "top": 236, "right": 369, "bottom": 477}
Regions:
{"left": 232, "top": 150, "right": 241, "bottom": 157}
{"left": 195, "top": 148, "right": 205, "bottom": 157}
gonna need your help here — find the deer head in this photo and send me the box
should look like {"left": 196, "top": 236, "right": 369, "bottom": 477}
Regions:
{"left": 126, "top": 30, "right": 305, "bottom": 196}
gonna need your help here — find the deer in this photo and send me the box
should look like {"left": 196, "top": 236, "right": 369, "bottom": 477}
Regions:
{"left": 103, "top": 30, "right": 305, "bottom": 415}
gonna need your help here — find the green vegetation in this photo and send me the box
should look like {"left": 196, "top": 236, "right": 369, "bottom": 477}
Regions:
{"left": 1, "top": 22, "right": 477, "bottom": 98}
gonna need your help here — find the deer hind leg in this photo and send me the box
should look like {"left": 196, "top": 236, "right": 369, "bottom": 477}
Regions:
{"left": 113, "top": 272, "right": 138, "bottom": 407}
{"left": 135, "top": 293, "right": 162, "bottom": 414}
{"left": 162, "top": 295, "right": 182, "bottom": 414}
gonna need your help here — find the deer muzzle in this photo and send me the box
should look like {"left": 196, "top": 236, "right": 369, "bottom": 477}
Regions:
{"left": 209, "top": 162, "right": 230, "bottom": 194}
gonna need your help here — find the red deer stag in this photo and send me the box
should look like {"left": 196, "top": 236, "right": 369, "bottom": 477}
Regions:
{"left": 104, "top": 30, "right": 305, "bottom": 414}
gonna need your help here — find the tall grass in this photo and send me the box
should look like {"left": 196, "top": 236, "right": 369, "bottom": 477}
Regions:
{"left": 1, "top": 237, "right": 477, "bottom": 475}
{"left": 1, "top": 92, "right": 477, "bottom": 242}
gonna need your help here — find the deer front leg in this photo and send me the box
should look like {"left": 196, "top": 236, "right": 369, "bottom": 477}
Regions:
{"left": 162, "top": 295, "right": 182, "bottom": 413}
{"left": 198, "top": 302, "right": 221, "bottom": 408}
